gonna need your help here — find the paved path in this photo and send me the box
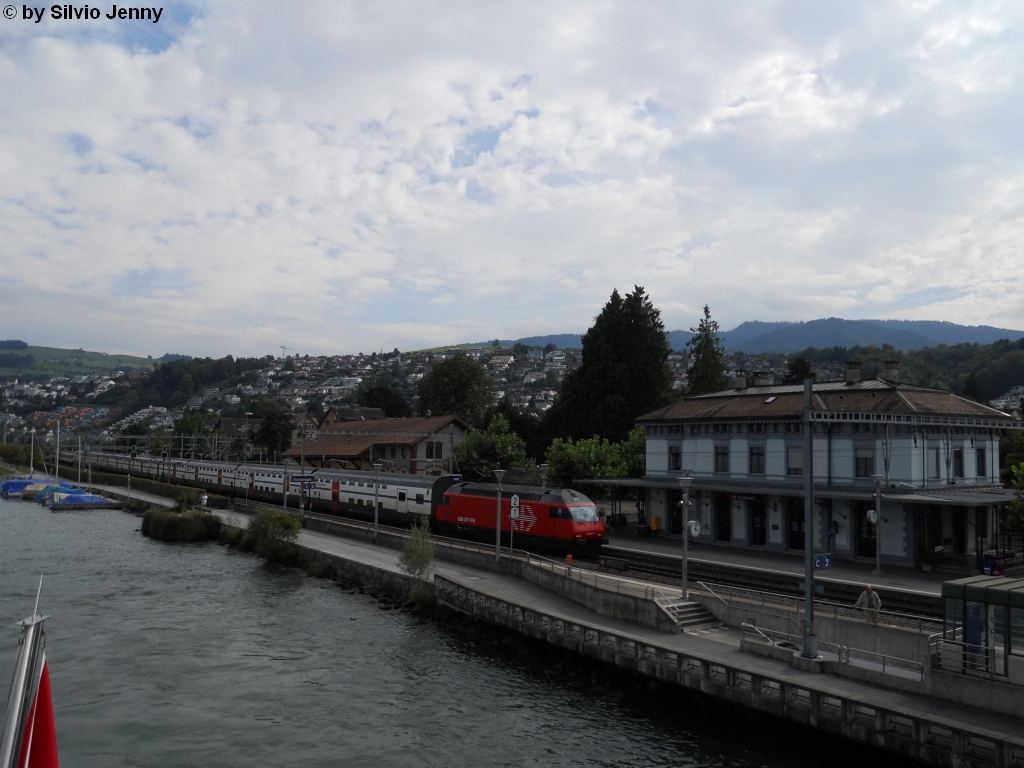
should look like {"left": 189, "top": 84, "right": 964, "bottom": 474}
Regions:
{"left": 607, "top": 528, "right": 947, "bottom": 595}
{"left": 91, "top": 485, "right": 175, "bottom": 508}
{"left": 215, "top": 508, "right": 1024, "bottom": 743}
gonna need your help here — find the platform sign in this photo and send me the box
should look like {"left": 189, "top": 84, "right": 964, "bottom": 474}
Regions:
{"left": 292, "top": 474, "right": 316, "bottom": 483}
{"left": 510, "top": 494, "right": 520, "bottom": 520}
{"left": 813, "top": 553, "right": 833, "bottom": 570}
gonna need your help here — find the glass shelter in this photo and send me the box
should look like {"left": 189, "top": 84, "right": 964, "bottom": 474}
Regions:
{"left": 940, "top": 575, "right": 1024, "bottom": 684}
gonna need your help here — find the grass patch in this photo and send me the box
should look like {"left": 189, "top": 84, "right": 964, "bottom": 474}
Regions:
{"left": 141, "top": 509, "right": 221, "bottom": 543}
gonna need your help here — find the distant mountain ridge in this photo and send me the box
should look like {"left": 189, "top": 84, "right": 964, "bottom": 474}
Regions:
{"left": 487, "top": 318, "right": 1024, "bottom": 354}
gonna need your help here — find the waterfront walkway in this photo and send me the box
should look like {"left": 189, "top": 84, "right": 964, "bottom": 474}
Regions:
{"left": 214, "top": 508, "right": 1024, "bottom": 755}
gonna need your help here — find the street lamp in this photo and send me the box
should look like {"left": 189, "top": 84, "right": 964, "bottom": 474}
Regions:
{"left": 493, "top": 469, "right": 506, "bottom": 565}
{"left": 871, "top": 473, "right": 885, "bottom": 576}
{"left": 372, "top": 462, "right": 383, "bottom": 543}
{"left": 677, "top": 474, "right": 693, "bottom": 599}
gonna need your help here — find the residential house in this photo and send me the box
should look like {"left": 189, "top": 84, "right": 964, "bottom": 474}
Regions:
{"left": 280, "top": 415, "right": 468, "bottom": 474}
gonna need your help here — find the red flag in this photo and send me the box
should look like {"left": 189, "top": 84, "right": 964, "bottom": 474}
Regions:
{"left": 16, "top": 660, "right": 59, "bottom": 768}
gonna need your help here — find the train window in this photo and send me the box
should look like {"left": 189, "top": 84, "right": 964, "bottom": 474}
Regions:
{"left": 441, "top": 496, "right": 450, "bottom": 506}
{"left": 568, "top": 505, "right": 599, "bottom": 523}
{"left": 349, "top": 481, "right": 355, "bottom": 486}
{"left": 398, "top": 492, "right": 406, "bottom": 502}
{"left": 348, "top": 498, "right": 354, "bottom": 504}
{"left": 415, "top": 494, "right": 424, "bottom": 504}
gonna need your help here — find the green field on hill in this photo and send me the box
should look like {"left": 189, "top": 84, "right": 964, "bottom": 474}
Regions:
{"left": 0, "top": 345, "right": 156, "bottom": 378}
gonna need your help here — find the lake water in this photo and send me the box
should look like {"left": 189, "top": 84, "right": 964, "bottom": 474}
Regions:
{"left": 0, "top": 498, "right": 889, "bottom": 767}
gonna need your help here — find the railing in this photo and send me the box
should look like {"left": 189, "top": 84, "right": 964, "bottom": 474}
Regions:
{"left": 929, "top": 632, "right": 1007, "bottom": 679}
{"left": 742, "top": 623, "right": 922, "bottom": 676}
{"left": 694, "top": 581, "right": 729, "bottom": 607}
{"left": 689, "top": 580, "right": 939, "bottom": 633}
{"left": 437, "top": 575, "right": 1011, "bottom": 766}
{"left": 523, "top": 551, "right": 683, "bottom": 602}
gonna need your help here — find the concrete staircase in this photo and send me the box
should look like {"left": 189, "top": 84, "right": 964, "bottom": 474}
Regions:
{"left": 656, "top": 596, "right": 722, "bottom": 631}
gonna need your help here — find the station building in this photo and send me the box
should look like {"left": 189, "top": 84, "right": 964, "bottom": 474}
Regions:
{"left": 632, "top": 363, "right": 1021, "bottom": 571}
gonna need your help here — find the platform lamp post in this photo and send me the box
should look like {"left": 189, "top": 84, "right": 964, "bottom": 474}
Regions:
{"left": 871, "top": 473, "right": 885, "bottom": 576}
{"left": 493, "top": 469, "right": 506, "bottom": 565}
{"left": 677, "top": 474, "right": 693, "bottom": 600}
{"left": 372, "top": 461, "right": 383, "bottom": 543}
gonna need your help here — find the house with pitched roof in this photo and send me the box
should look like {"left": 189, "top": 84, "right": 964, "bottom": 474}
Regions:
{"left": 280, "top": 414, "right": 468, "bottom": 475}
{"left": 625, "top": 363, "right": 1022, "bottom": 570}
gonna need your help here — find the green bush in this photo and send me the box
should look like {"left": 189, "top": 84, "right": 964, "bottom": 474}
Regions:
{"left": 308, "top": 560, "right": 336, "bottom": 579}
{"left": 247, "top": 508, "right": 301, "bottom": 563}
{"left": 141, "top": 510, "right": 221, "bottom": 542}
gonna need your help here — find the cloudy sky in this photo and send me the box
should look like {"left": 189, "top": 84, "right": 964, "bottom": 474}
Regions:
{"left": 1, "top": 1, "right": 1022, "bottom": 357}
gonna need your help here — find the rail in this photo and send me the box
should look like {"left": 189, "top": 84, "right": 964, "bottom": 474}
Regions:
{"left": 690, "top": 580, "right": 939, "bottom": 632}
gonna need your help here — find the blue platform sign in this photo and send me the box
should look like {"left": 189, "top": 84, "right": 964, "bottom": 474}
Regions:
{"left": 291, "top": 475, "right": 316, "bottom": 483}
{"left": 813, "top": 553, "right": 833, "bottom": 570}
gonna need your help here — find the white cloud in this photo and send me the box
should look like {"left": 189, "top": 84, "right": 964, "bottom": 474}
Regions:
{"left": 1, "top": 0, "right": 1023, "bottom": 357}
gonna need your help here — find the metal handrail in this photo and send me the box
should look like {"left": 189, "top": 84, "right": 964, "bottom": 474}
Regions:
{"left": 694, "top": 579, "right": 939, "bottom": 631}
{"left": 694, "top": 581, "right": 730, "bottom": 607}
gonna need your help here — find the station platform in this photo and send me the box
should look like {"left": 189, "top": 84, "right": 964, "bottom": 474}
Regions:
{"left": 606, "top": 528, "right": 948, "bottom": 596}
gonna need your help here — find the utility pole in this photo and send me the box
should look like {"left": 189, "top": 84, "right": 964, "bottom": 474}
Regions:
{"left": 493, "top": 469, "right": 506, "bottom": 565}
{"left": 29, "top": 429, "right": 34, "bottom": 477}
{"left": 300, "top": 425, "right": 307, "bottom": 513}
{"left": 802, "top": 378, "right": 818, "bottom": 659}
{"left": 54, "top": 420, "right": 60, "bottom": 483}
{"left": 449, "top": 424, "right": 454, "bottom": 475}
{"left": 677, "top": 474, "right": 693, "bottom": 599}
{"left": 373, "top": 462, "right": 382, "bottom": 543}
{"left": 872, "top": 473, "right": 885, "bottom": 576}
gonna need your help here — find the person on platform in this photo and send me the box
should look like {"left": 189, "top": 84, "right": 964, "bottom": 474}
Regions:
{"left": 200, "top": 493, "right": 208, "bottom": 511}
{"left": 635, "top": 500, "right": 645, "bottom": 526}
{"left": 854, "top": 584, "right": 881, "bottom": 624}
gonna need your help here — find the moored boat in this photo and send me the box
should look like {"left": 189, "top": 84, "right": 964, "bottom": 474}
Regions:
{"left": 0, "top": 580, "right": 59, "bottom": 768}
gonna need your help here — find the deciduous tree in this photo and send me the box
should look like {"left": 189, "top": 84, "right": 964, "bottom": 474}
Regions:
{"left": 454, "top": 415, "right": 531, "bottom": 479}
{"left": 417, "top": 352, "right": 495, "bottom": 426}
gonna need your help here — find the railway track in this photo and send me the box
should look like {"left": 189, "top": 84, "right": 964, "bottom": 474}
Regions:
{"left": 585, "top": 545, "right": 943, "bottom": 618}
{"left": 250, "top": 503, "right": 943, "bottom": 620}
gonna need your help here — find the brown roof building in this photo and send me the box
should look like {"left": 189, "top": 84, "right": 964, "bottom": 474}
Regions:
{"left": 281, "top": 415, "right": 468, "bottom": 474}
{"left": 618, "top": 365, "right": 1022, "bottom": 571}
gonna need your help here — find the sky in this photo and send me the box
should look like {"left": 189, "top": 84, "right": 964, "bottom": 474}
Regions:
{"left": 1, "top": 1, "right": 1023, "bottom": 358}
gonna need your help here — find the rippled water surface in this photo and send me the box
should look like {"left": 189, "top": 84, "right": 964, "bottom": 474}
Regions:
{"left": 1, "top": 498, "right": 886, "bottom": 767}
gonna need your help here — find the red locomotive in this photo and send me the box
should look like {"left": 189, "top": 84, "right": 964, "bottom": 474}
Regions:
{"left": 433, "top": 482, "right": 606, "bottom": 550}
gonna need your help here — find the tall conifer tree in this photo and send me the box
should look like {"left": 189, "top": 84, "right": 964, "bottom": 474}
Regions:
{"left": 686, "top": 305, "right": 728, "bottom": 395}
{"left": 549, "top": 286, "right": 673, "bottom": 440}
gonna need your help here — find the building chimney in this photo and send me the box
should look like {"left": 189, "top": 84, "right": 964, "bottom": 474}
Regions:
{"left": 882, "top": 360, "right": 900, "bottom": 383}
{"left": 729, "top": 370, "right": 748, "bottom": 390}
{"left": 845, "top": 361, "right": 862, "bottom": 384}
{"left": 753, "top": 371, "right": 773, "bottom": 387}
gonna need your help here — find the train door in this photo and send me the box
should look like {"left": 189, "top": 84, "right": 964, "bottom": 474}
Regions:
{"left": 248, "top": 472, "right": 254, "bottom": 499}
{"left": 396, "top": 488, "right": 409, "bottom": 514}
{"left": 194, "top": 467, "right": 200, "bottom": 488}
{"left": 331, "top": 480, "right": 340, "bottom": 512}
{"left": 217, "top": 469, "right": 223, "bottom": 493}
{"left": 172, "top": 464, "right": 178, "bottom": 485}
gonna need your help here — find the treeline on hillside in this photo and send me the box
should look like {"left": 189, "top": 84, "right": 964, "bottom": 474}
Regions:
{"left": 0, "top": 340, "right": 28, "bottom": 350}
{"left": 792, "top": 338, "right": 1024, "bottom": 401}
{"left": 0, "top": 353, "right": 34, "bottom": 368}
{"left": 94, "top": 355, "right": 267, "bottom": 410}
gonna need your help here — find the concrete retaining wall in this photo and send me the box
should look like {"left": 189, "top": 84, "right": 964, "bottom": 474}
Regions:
{"left": 514, "top": 561, "right": 678, "bottom": 634}
{"left": 696, "top": 593, "right": 932, "bottom": 661}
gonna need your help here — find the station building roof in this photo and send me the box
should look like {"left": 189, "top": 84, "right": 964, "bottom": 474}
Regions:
{"left": 636, "top": 378, "right": 1017, "bottom": 427}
